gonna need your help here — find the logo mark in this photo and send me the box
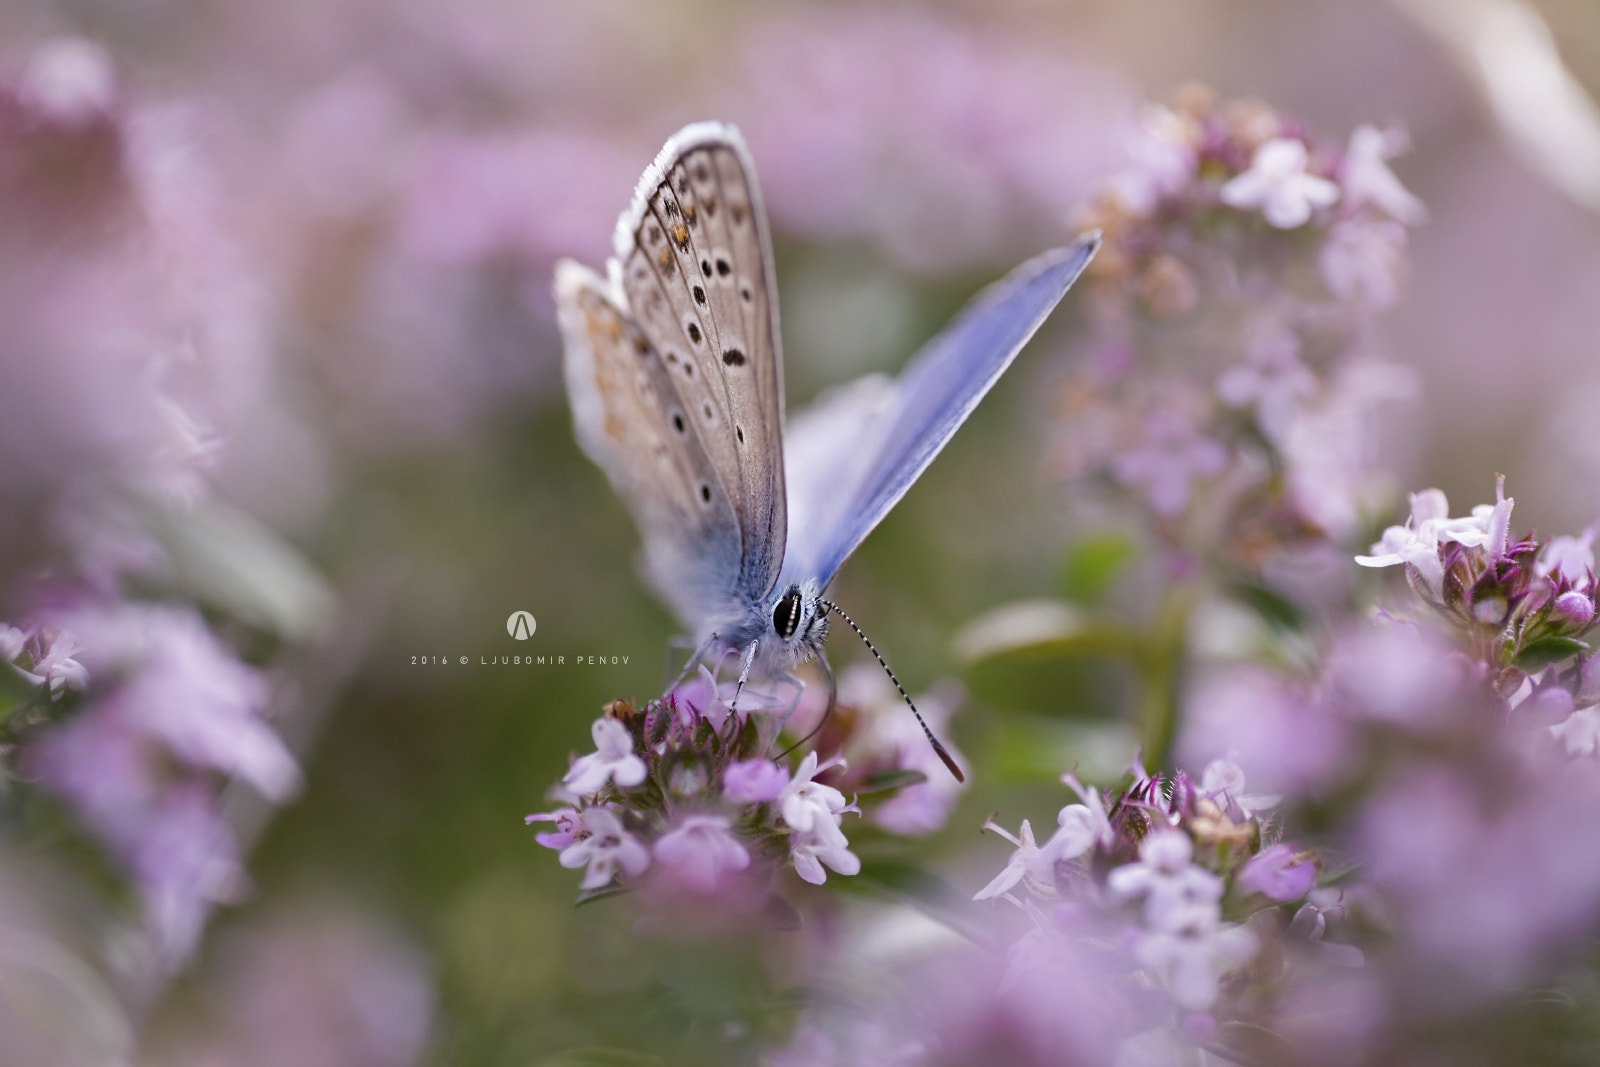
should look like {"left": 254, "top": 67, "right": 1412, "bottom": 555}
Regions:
{"left": 507, "top": 611, "right": 537, "bottom": 640}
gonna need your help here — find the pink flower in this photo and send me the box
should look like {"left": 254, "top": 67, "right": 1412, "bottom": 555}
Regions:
{"left": 1321, "top": 217, "right": 1409, "bottom": 308}
{"left": 723, "top": 759, "right": 789, "bottom": 804}
{"left": 653, "top": 814, "right": 751, "bottom": 891}
{"left": 1220, "top": 138, "right": 1340, "bottom": 228}
{"left": 1215, "top": 327, "right": 1318, "bottom": 442}
{"left": 667, "top": 664, "right": 736, "bottom": 730}
{"left": 556, "top": 808, "right": 650, "bottom": 890}
{"left": 1111, "top": 408, "right": 1229, "bottom": 516}
{"left": 1239, "top": 844, "right": 1317, "bottom": 901}
{"left": 839, "top": 668, "right": 967, "bottom": 837}
{"left": 525, "top": 807, "right": 584, "bottom": 850}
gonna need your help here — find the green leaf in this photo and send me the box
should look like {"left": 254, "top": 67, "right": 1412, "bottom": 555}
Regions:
{"left": 734, "top": 710, "right": 763, "bottom": 760}
{"left": 1515, "top": 635, "right": 1591, "bottom": 671}
{"left": 0, "top": 667, "right": 37, "bottom": 723}
{"left": 988, "top": 717, "right": 1139, "bottom": 783}
{"left": 1227, "top": 578, "right": 1307, "bottom": 632}
{"left": 760, "top": 892, "right": 803, "bottom": 932}
{"left": 534, "top": 1049, "right": 665, "bottom": 1067}
{"left": 1207, "top": 1021, "right": 1295, "bottom": 1067}
{"left": 965, "top": 646, "right": 1135, "bottom": 723}
{"left": 953, "top": 599, "right": 1139, "bottom": 666}
{"left": 844, "top": 859, "right": 990, "bottom": 944}
{"left": 857, "top": 769, "right": 928, "bottom": 795}
{"left": 148, "top": 496, "right": 333, "bottom": 641}
{"left": 1059, "top": 532, "right": 1137, "bottom": 603}
{"left": 573, "top": 883, "right": 631, "bottom": 907}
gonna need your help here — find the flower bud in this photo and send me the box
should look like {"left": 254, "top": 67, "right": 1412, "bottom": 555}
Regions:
{"left": 1470, "top": 592, "right": 1508, "bottom": 626}
{"left": 1551, "top": 590, "right": 1596, "bottom": 633}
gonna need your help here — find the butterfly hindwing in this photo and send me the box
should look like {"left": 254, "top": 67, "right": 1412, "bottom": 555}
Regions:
{"left": 556, "top": 261, "right": 746, "bottom": 629}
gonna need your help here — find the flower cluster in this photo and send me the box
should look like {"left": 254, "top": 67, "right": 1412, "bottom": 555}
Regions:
{"left": 1052, "top": 88, "right": 1424, "bottom": 551}
{"left": 977, "top": 759, "right": 1325, "bottom": 1024}
{"left": 768, "top": 757, "right": 1347, "bottom": 1065}
{"left": 529, "top": 658, "right": 967, "bottom": 902}
{"left": 0, "top": 39, "right": 323, "bottom": 979}
{"left": 1354, "top": 478, "right": 1600, "bottom": 750}
{"left": 22, "top": 605, "right": 301, "bottom": 964}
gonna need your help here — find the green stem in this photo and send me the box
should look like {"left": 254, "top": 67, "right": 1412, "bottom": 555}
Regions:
{"left": 1138, "top": 581, "right": 1196, "bottom": 772}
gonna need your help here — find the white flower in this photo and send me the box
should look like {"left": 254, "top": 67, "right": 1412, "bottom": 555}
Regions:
{"left": 1220, "top": 138, "right": 1340, "bottom": 228}
{"left": 1289, "top": 888, "right": 1365, "bottom": 967}
{"left": 1468, "top": 475, "right": 1515, "bottom": 562}
{"left": 562, "top": 717, "right": 648, "bottom": 796}
{"left": 1355, "top": 482, "right": 1514, "bottom": 596}
{"left": 0, "top": 624, "right": 30, "bottom": 663}
{"left": 1037, "top": 773, "right": 1115, "bottom": 868}
{"left": 26, "top": 630, "right": 89, "bottom": 699}
{"left": 1132, "top": 900, "right": 1258, "bottom": 1010}
{"left": 973, "top": 776, "right": 1111, "bottom": 902}
{"left": 19, "top": 37, "right": 116, "bottom": 129}
{"left": 1321, "top": 217, "right": 1408, "bottom": 308}
{"left": 774, "top": 752, "right": 860, "bottom": 885}
{"left": 1111, "top": 105, "right": 1199, "bottom": 214}
{"left": 1106, "top": 829, "right": 1223, "bottom": 931}
{"left": 777, "top": 751, "right": 849, "bottom": 834}
{"left": 790, "top": 817, "right": 860, "bottom": 885}
{"left": 974, "top": 817, "right": 1044, "bottom": 901}
{"left": 558, "top": 807, "right": 650, "bottom": 890}
{"left": 1199, "top": 759, "right": 1281, "bottom": 820}
{"left": 653, "top": 813, "right": 750, "bottom": 891}
{"left": 1340, "top": 124, "right": 1427, "bottom": 224}
{"left": 1552, "top": 706, "right": 1600, "bottom": 757}
{"left": 1538, "top": 529, "right": 1596, "bottom": 591}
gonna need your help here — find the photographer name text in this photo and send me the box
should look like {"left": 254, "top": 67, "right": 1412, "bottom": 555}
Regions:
{"left": 411, "top": 654, "right": 631, "bottom": 666}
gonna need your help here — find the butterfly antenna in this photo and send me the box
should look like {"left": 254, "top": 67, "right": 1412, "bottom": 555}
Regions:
{"left": 819, "top": 600, "right": 965, "bottom": 783}
{"left": 773, "top": 653, "right": 836, "bottom": 764}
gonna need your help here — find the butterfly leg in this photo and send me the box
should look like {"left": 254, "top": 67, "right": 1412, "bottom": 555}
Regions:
{"left": 665, "top": 633, "right": 727, "bottom": 692}
{"left": 772, "top": 655, "right": 836, "bottom": 763}
{"left": 729, "top": 637, "right": 759, "bottom": 712}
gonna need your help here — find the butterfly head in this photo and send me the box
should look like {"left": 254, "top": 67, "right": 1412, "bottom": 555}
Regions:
{"left": 769, "top": 579, "right": 828, "bottom": 662}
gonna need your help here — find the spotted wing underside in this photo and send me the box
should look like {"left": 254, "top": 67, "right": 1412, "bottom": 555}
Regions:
{"left": 556, "top": 123, "right": 787, "bottom": 638}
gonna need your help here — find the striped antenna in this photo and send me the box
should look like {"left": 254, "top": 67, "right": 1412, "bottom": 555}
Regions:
{"left": 820, "top": 600, "right": 965, "bottom": 783}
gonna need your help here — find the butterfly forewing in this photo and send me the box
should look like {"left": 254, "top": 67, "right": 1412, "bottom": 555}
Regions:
{"left": 780, "top": 236, "right": 1101, "bottom": 589}
{"left": 615, "top": 126, "right": 787, "bottom": 615}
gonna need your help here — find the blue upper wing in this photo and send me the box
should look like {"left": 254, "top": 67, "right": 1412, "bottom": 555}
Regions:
{"left": 780, "top": 234, "right": 1100, "bottom": 590}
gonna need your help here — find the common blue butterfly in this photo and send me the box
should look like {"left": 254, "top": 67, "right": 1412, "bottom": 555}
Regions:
{"left": 555, "top": 122, "right": 1097, "bottom": 778}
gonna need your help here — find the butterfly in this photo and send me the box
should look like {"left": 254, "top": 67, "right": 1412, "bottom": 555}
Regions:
{"left": 555, "top": 121, "right": 1097, "bottom": 779}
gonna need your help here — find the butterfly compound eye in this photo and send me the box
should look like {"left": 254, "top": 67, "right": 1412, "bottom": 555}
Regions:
{"left": 773, "top": 588, "right": 803, "bottom": 639}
